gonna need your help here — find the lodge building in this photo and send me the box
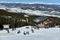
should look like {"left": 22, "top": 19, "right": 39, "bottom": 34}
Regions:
{"left": 34, "top": 16, "right": 55, "bottom": 28}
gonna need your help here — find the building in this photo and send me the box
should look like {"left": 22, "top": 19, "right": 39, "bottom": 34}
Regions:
{"left": 34, "top": 16, "right": 55, "bottom": 28}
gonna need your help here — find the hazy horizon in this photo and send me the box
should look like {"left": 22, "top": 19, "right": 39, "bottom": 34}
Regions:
{"left": 0, "top": 0, "right": 60, "bottom": 3}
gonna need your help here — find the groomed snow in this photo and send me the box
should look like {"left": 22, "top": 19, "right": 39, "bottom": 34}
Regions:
{"left": 0, "top": 26, "right": 60, "bottom": 40}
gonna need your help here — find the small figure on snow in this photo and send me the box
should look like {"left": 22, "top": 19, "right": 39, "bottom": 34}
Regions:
{"left": 23, "top": 31, "right": 26, "bottom": 35}
{"left": 23, "top": 31, "right": 29, "bottom": 35}
{"left": 31, "top": 28, "right": 34, "bottom": 33}
{"left": 17, "top": 30, "right": 20, "bottom": 34}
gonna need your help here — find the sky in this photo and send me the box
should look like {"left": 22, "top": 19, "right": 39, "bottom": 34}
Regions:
{"left": 0, "top": 0, "right": 60, "bottom": 3}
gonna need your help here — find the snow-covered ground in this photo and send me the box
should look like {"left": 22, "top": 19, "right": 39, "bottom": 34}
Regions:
{"left": 0, "top": 26, "right": 60, "bottom": 40}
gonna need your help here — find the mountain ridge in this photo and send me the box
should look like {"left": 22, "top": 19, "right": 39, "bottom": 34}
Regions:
{"left": 0, "top": 2, "right": 60, "bottom": 11}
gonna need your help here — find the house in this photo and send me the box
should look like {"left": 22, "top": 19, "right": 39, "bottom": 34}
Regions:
{"left": 34, "top": 16, "right": 55, "bottom": 28}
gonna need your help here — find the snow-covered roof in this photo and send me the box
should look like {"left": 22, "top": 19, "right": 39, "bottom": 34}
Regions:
{"left": 34, "top": 16, "right": 48, "bottom": 23}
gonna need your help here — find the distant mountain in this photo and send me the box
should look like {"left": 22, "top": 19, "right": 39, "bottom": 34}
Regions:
{"left": 0, "top": 2, "right": 60, "bottom": 18}
{"left": 0, "top": 3, "right": 60, "bottom": 11}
